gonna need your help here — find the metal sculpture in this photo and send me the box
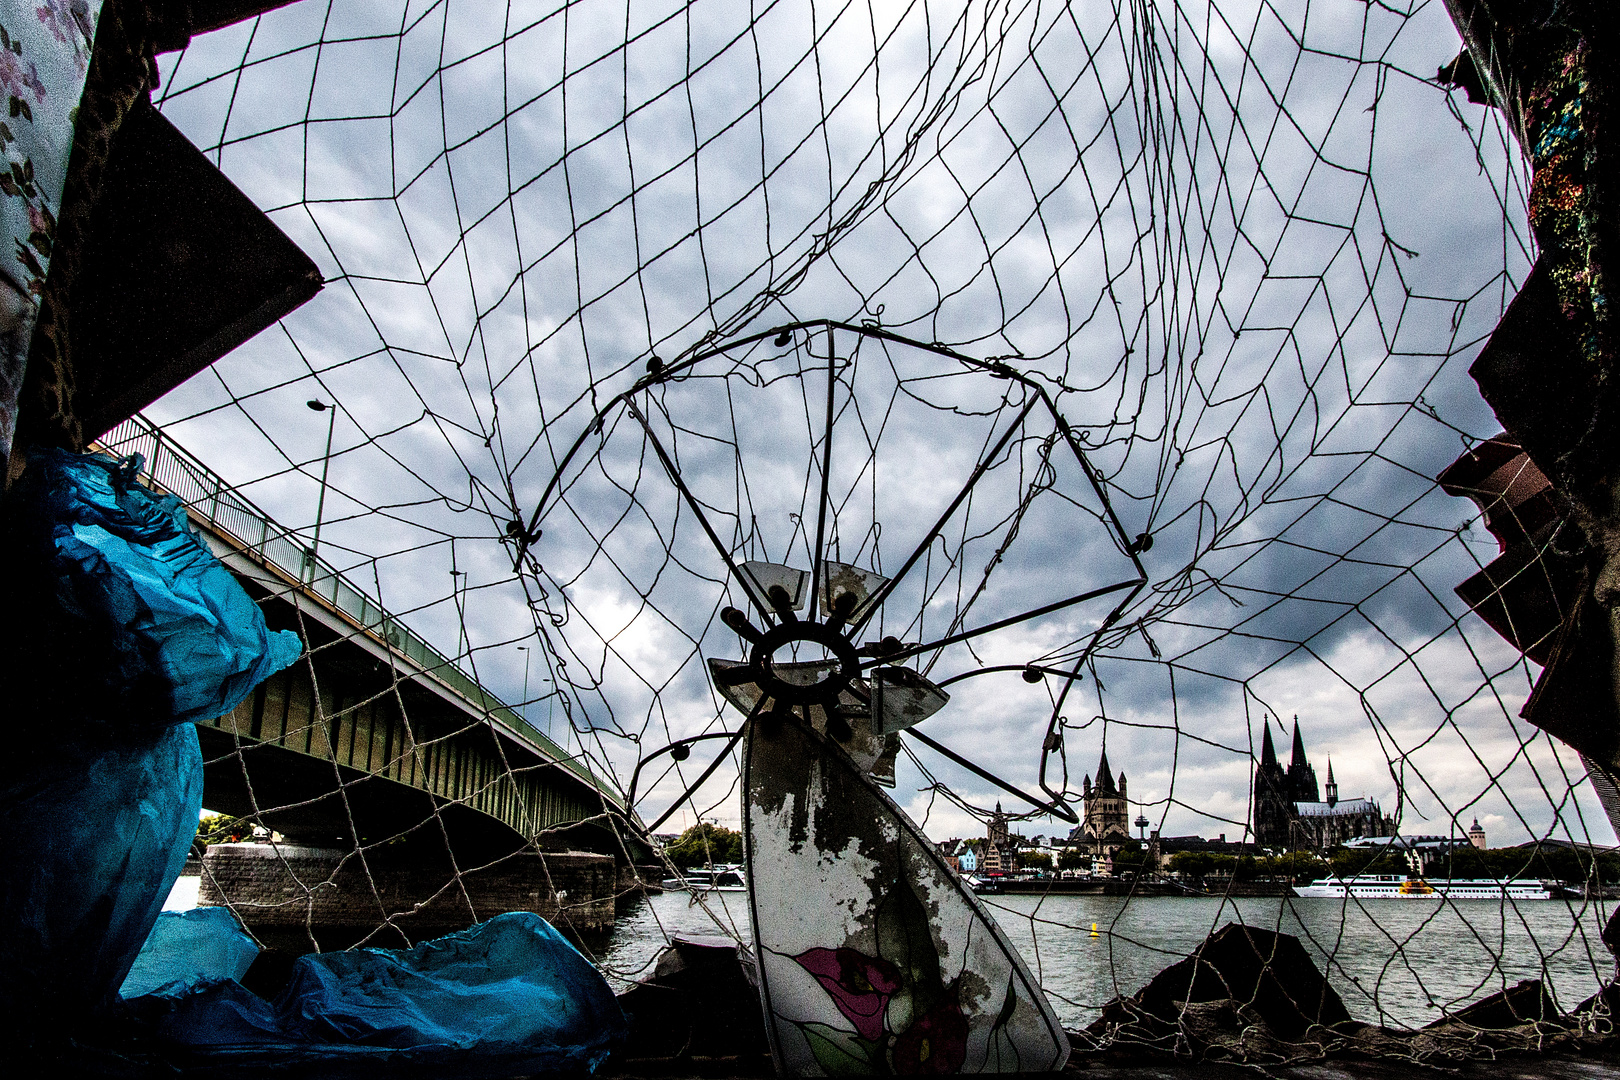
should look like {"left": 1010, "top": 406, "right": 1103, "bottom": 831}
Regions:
{"left": 524, "top": 322, "right": 1146, "bottom": 1073}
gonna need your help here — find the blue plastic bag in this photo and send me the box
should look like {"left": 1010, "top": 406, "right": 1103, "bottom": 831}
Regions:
{"left": 0, "top": 447, "right": 301, "bottom": 1045}
{"left": 0, "top": 723, "right": 203, "bottom": 1033}
{"left": 1, "top": 447, "right": 302, "bottom": 728}
{"left": 135, "top": 913, "right": 628, "bottom": 1074}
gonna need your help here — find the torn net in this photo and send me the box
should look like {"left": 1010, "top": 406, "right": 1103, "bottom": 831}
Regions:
{"left": 89, "top": 0, "right": 1620, "bottom": 1048}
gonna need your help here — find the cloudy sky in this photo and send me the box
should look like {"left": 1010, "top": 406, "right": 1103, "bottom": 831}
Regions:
{"left": 135, "top": 0, "right": 1606, "bottom": 849}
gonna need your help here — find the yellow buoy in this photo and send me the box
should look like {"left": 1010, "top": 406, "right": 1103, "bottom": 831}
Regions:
{"left": 1090, "top": 922, "right": 1099, "bottom": 938}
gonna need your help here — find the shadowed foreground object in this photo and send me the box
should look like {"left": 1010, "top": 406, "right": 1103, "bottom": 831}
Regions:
{"left": 0, "top": 448, "right": 298, "bottom": 1046}
{"left": 123, "top": 911, "right": 627, "bottom": 1075}
{"left": 1436, "top": 0, "right": 1620, "bottom": 831}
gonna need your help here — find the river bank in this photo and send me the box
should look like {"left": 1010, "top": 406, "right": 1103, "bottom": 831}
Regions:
{"left": 990, "top": 878, "right": 1291, "bottom": 897}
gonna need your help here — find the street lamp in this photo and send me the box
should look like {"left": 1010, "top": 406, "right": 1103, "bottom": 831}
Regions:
{"left": 517, "top": 645, "right": 530, "bottom": 716}
{"left": 306, "top": 399, "right": 337, "bottom": 581}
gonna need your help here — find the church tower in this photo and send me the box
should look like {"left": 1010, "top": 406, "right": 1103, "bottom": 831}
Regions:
{"left": 1253, "top": 720, "right": 1292, "bottom": 847}
{"left": 1468, "top": 817, "right": 1487, "bottom": 850}
{"left": 988, "top": 801, "right": 1009, "bottom": 849}
{"left": 1081, "top": 750, "right": 1130, "bottom": 852}
{"left": 1286, "top": 717, "right": 1320, "bottom": 802}
{"left": 1324, "top": 759, "right": 1338, "bottom": 807}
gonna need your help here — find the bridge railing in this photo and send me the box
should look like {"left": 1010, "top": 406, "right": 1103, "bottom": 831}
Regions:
{"left": 93, "top": 415, "right": 616, "bottom": 804}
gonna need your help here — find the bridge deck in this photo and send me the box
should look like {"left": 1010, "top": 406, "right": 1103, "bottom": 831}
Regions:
{"left": 94, "top": 416, "right": 643, "bottom": 861}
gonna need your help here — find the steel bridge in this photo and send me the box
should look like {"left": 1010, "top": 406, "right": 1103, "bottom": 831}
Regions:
{"left": 96, "top": 416, "right": 647, "bottom": 865}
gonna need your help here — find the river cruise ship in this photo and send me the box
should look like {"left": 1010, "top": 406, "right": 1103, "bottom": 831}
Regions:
{"left": 1292, "top": 874, "right": 1553, "bottom": 900}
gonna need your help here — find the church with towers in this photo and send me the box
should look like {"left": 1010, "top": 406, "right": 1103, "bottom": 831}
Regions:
{"left": 1252, "top": 717, "right": 1394, "bottom": 850}
{"left": 1077, "top": 750, "right": 1134, "bottom": 855}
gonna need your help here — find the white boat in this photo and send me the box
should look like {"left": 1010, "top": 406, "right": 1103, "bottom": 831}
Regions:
{"left": 965, "top": 874, "right": 1003, "bottom": 895}
{"left": 1292, "top": 874, "right": 1553, "bottom": 900}
{"left": 660, "top": 864, "right": 748, "bottom": 892}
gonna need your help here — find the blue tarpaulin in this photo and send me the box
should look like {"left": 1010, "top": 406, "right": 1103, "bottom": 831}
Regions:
{"left": 130, "top": 912, "right": 628, "bottom": 1074}
{"left": 1, "top": 447, "right": 303, "bottom": 727}
{"left": 0, "top": 447, "right": 301, "bottom": 1043}
{"left": 0, "top": 723, "right": 205, "bottom": 1029}
{"left": 121, "top": 906, "right": 260, "bottom": 999}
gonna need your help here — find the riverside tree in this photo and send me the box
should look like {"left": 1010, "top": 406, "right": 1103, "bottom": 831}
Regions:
{"left": 663, "top": 822, "right": 744, "bottom": 868}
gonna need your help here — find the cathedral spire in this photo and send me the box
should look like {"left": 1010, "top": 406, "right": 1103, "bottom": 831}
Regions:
{"left": 1285, "top": 715, "right": 1319, "bottom": 802}
{"left": 1097, "top": 751, "right": 1115, "bottom": 793}
{"left": 1261, "top": 721, "right": 1278, "bottom": 768}
{"left": 1324, "top": 758, "right": 1337, "bottom": 807}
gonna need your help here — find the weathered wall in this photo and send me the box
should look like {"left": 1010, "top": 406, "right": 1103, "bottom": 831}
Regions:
{"left": 618, "top": 863, "right": 668, "bottom": 903}
{"left": 198, "top": 842, "right": 616, "bottom": 951}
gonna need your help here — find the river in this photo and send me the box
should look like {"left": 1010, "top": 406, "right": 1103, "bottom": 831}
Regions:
{"left": 592, "top": 889, "right": 1618, "bottom": 1030}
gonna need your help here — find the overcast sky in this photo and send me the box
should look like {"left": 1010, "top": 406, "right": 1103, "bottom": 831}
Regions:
{"left": 136, "top": 0, "right": 1607, "bottom": 849}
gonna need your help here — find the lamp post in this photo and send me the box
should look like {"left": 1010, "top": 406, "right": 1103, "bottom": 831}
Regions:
{"left": 306, "top": 399, "right": 337, "bottom": 581}
{"left": 517, "top": 645, "right": 530, "bottom": 719}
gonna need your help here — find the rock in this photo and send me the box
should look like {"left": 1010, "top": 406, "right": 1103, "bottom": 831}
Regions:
{"left": 1428, "top": 979, "right": 1560, "bottom": 1029}
{"left": 1088, "top": 923, "right": 1350, "bottom": 1046}
{"left": 1564, "top": 982, "right": 1620, "bottom": 1032}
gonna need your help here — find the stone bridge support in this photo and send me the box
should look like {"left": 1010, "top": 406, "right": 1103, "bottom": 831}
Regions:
{"left": 198, "top": 842, "right": 626, "bottom": 952}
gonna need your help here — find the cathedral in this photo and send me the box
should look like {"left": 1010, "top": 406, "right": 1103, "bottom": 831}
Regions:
{"left": 1077, "top": 751, "right": 1133, "bottom": 854}
{"left": 1252, "top": 718, "right": 1394, "bottom": 850}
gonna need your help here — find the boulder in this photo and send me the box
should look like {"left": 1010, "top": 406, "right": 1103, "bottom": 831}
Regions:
{"left": 1088, "top": 923, "right": 1350, "bottom": 1045}
{"left": 1428, "top": 979, "right": 1560, "bottom": 1030}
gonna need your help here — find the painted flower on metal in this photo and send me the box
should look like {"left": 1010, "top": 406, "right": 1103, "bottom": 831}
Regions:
{"left": 34, "top": 0, "right": 96, "bottom": 69}
{"left": 0, "top": 46, "right": 47, "bottom": 105}
{"left": 891, "top": 996, "right": 968, "bottom": 1075}
{"left": 790, "top": 875, "right": 1016, "bottom": 1074}
{"left": 794, "top": 946, "right": 901, "bottom": 1042}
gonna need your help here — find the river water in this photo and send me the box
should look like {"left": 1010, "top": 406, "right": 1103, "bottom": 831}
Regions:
{"left": 593, "top": 889, "right": 1619, "bottom": 1030}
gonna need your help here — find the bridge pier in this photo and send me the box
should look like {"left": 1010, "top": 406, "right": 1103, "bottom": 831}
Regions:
{"left": 198, "top": 842, "right": 618, "bottom": 952}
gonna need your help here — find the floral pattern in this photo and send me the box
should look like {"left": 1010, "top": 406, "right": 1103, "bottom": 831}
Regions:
{"left": 32, "top": 1, "right": 95, "bottom": 72}
{"left": 787, "top": 876, "right": 1009, "bottom": 1075}
{"left": 0, "top": 42, "right": 46, "bottom": 105}
{"left": 747, "top": 695, "right": 1068, "bottom": 1075}
{"left": 891, "top": 996, "right": 969, "bottom": 1075}
{"left": 795, "top": 947, "right": 901, "bottom": 1042}
{"left": 0, "top": 0, "right": 101, "bottom": 460}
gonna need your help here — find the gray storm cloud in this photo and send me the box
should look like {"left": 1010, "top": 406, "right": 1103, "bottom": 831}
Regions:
{"left": 135, "top": 0, "right": 1597, "bottom": 847}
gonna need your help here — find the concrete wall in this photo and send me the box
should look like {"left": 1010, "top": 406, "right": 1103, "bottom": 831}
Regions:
{"left": 198, "top": 842, "right": 616, "bottom": 951}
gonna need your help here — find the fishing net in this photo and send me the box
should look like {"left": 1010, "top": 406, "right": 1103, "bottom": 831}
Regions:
{"left": 104, "top": 0, "right": 1620, "bottom": 1047}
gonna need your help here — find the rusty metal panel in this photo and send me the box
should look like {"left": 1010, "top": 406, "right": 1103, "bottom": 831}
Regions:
{"left": 1453, "top": 528, "right": 1576, "bottom": 665}
{"left": 1521, "top": 586, "right": 1620, "bottom": 769}
{"left": 1466, "top": 258, "right": 1600, "bottom": 489}
{"left": 1436, "top": 434, "right": 1559, "bottom": 552}
{"left": 149, "top": 1, "right": 305, "bottom": 53}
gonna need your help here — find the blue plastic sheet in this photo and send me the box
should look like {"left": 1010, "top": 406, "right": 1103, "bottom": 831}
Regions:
{"left": 133, "top": 912, "right": 628, "bottom": 1074}
{"left": 0, "top": 723, "right": 204, "bottom": 1030}
{"left": 2, "top": 447, "right": 302, "bottom": 728}
{"left": 0, "top": 447, "right": 301, "bottom": 1044}
{"left": 121, "top": 906, "right": 260, "bottom": 999}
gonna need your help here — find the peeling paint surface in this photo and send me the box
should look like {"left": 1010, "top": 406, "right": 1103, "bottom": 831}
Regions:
{"left": 744, "top": 715, "right": 1068, "bottom": 1075}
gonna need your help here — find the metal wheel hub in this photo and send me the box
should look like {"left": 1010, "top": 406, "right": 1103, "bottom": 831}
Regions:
{"left": 748, "top": 620, "right": 862, "bottom": 707}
